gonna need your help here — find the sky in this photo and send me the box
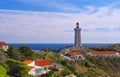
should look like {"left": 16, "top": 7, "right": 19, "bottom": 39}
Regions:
{"left": 0, "top": 0, "right": 120, "bottom": 43}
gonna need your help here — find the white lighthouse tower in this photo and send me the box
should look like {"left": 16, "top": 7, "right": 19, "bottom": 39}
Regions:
{"left": 74, "top": 22, "right": 81, "bottom": 46}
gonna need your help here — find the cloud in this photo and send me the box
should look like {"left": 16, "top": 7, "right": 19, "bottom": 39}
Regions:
{"left": 83, "top": 28, "right": 111, "bottom": 33}
{"left": 93, "top": 28, "right": 111, "bottom": 32}
{"left": 0, "top": 1, "right": 120, "bottom": 43}
{"left": 0, "top": 10, "right": 76, "bottom": 43}
{"left": 113, "top": 27, "right": 120, "bottom": 32}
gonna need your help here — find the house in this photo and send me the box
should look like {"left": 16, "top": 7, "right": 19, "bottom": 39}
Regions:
{"left": 59, "top": 48, "right": 70, "bottom": 54}
{"left": 65, "top": 51, "right": 84, "bottom": 60}
{"left": 88, "top": 51, "right": 119, "bottom": 57}
{"left": 24, "top": 59, "right": 53, "bottom": 76}
{"left": 53, "top": 63, "right": 62, "bottom": 70}
{"left": 0, "top": 41, "right": 8, "bottom": 51}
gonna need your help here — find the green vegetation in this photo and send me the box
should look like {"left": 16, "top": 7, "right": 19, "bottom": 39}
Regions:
{"left": 0, "top": 65, "right": 9, "bottom": 77}
{"left": 0, "top": 44, "right": 120, "bottom": 77}
{"left": 7, "top": 59, "right": 28, "bottom": 76}
{"left": 44, "top": 44, "right": 120, "bottom": 77}
{"left": 0, "top": 46, "right": 34, "bottom": 77}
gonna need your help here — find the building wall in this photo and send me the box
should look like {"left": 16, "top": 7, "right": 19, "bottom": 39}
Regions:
{"left": 74, "top": 28, "right": 81, "bottom": 46}
{"left": 26, "top": 60, "right": 53, "bottom": 76}
{"left": 28, "top": 66, "right": 49, "bottom": 75}
{"left": 28, "top": 61, "right": 35, "bottom": 66}
{"left": 28, "top": 68, "right": 36, "bottom": 76}
{"left": 59, "top": 48, "right": 70, "bottom": 54}
{"left": 28, "top": 67, "right": 44, "bottom": 76}
{"left": 1, "top": 45, "right": 8, "bottom": 51}
{"left": 70, "top": 55, "right": 83, "bottom": 60}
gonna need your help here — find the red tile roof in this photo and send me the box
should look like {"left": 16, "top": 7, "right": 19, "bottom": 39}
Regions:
{"left": 24, "top": 60, "right": 34, "bottom": 65}
{"left": 67, "top": 52, "right": 81, "bottom": 55}
{"left": 90, "top": 51, "right": 117, "bottom": 54}
{"left": 0, "top": 41, "right": 8, "bottom": 46}
{"left": 24, "top": 60, "right": 53, "bottom": 67}
{"left": 35, "top": 60, "right": 52, "bottom": 66}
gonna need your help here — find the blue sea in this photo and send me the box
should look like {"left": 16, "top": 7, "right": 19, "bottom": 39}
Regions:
{"left": 8, "top": 43, "right": 113, "bottom": 50}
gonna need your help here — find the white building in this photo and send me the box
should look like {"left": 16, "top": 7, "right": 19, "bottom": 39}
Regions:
{"left": 88, "top": 51, "right": 119, "bottom": 57}
{"left": 0, "top": 41, "right": 8, "bottom": 51}
{"left": 24, "top": 60, "right": 53, "bottom": 76}
{"left": 59, "top": 48, "right": 70, "bottom": 54}
{"left": 65, "top": 51, "right": 84, "bottom": 60}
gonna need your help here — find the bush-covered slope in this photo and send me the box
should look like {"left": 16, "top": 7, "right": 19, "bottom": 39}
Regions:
{"left": 1, "top": 44, "right": 120, "bottom": 77}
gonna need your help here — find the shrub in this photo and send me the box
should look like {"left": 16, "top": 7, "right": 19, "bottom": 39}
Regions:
{"left": 0, "top": 65, "right": 9, "bottom": 77}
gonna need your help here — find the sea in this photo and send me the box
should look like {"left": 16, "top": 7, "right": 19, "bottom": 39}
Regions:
{"left": 8, "top": 43, "right": 113, "bottom": 50}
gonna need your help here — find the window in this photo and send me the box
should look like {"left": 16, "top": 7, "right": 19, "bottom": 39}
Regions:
{"left": 35, "top": 68, "right": 43, "bottom": 74}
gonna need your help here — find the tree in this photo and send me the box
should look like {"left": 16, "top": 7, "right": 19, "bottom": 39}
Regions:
{"left": 17, "top": 46, "right": 34, "bottom": 59}
{"left": 0, "top": 61, "right": 9, "bottom": 71}
{"left": 7, "top": 59, "right": 29, "bottom": 77}
{"left": 7, "top": 46, "right": 22, "bottom": 60}
{"left": 0, "top": 65, "right": 9, "bottom": 77}
{"left": 0, "top": 52, "right": 6, "bottom": 61}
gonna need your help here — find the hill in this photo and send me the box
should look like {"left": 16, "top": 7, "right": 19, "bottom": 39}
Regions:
{"left": 0, "top": 44, "right": 120, "bottom": 77}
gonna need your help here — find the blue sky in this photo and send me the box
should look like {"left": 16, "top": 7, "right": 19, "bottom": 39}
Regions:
{"left": 0, "top": 0, "right": 119, "bottom": 12}
{"left": 0, "top": 0, "right": 120, "bottom": 43}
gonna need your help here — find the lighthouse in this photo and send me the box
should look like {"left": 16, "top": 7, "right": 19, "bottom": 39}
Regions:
{"left": 74, "top": 22, "right": 81, "bottom": 46}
